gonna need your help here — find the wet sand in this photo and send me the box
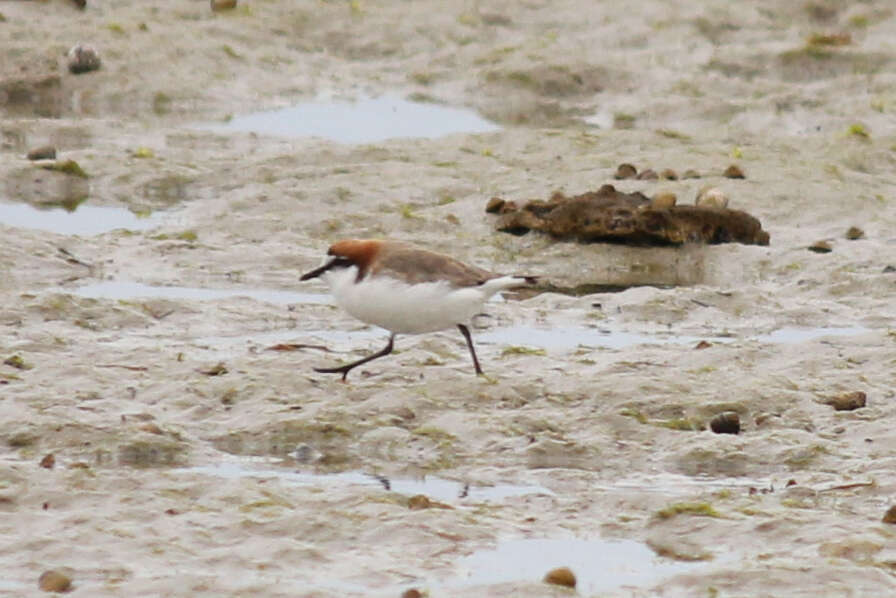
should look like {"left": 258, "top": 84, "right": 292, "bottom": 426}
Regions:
{"left": 2, "top": 1, "right": 896, "bottom": 596}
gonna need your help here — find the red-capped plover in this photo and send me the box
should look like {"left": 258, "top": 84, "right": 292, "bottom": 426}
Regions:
{"left": 301, "top": 239, "right": 535, "bottom": 380}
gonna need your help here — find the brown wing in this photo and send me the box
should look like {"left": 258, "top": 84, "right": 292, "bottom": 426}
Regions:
{"left": 370, "top": 242, "right": 496, "bottom": 287}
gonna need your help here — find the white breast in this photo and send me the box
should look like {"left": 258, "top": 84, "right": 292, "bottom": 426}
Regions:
{"left": 323, "top": 266, "right": 501, "bottom": 334}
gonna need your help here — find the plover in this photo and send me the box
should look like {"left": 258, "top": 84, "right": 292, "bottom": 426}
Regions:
{"left": 301, "top": 239, "right": 535, "bottom": 380}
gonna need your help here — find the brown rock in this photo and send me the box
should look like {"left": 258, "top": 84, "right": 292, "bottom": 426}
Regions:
{"left": 408, "top": 494, "right": 451, "bottom": 510}
{"left": 826, "top": 391, "right": 866, "bottom": 411}
{"left": 883, "top": 506, "right": 896, "bottom": 524}
{"left": 709, "top": 412, "right": 740, "bottom": 434}
{"left": 40, "top": 453, "right": 55, "bottom": 469}
{"left": 38, "top": 570, "right": 72, "bottom": 593}
{"left": 614, "top": 163, "right": 637, "bottom": 179}
{"left": 211, "top": 0, "right": 238, "bottom": 11}
{"left": 808, "top": 240, "right": 833, "bottom": 253}
{"left": 636, "top": 168, "right": 658, "bottom": 180}
{"left": 544, "top": 566, "right": 576, "bottom": 588}
{"left": 660, "top": 168, "right": 678, "bottom": 180}
{"left": 27, "top": 146, "right": 57, "bottom": 160}
{"left": 494, "top": 185, "right": 768, "bottom": 245}
{"left": 845, "top": 226, "right": 864, "bottom": 240}
{"left": 723, "top": 164, "right": 745, "bottom": 179}
{"left": 408, "top": 494, "right": 432, "bottom": 510}
{"left": 694, "top": 340, "right": 712, "bottom": 350}
{"left": 401, "top": 590, "right": 423, "bottom": 598}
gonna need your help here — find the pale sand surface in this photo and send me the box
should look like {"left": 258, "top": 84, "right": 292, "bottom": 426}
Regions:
{"left": 2, "top": 1, "right": 896, "bottom": 596}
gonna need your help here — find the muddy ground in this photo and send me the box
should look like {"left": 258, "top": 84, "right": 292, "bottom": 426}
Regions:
{"left": 2, "top": 1, "right": 896, "bottom": 596}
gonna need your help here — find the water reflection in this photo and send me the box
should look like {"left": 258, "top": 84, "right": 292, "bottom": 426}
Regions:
{"left": 198, "top": 95, "right": 500, "bottom": 143}
{"left": 178, "top": 461, "right": 553, "bottom": 503}
{"left": 460, "top": 537, "right": 710, "bottom": 593}
{"left": 0, "top": 201, "right": 164, "bottom": 236}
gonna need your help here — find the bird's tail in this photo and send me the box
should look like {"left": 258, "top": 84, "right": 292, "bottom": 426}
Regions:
{"left": 478, "top": 275, "right": 538, "bottom": 296}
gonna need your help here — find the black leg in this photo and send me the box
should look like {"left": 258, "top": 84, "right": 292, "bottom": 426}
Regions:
{"left": 457, "top": 324, "right": 483, "bottom": 375}
{"left": 314, "top": 334, "right": 395, "bottom": 381}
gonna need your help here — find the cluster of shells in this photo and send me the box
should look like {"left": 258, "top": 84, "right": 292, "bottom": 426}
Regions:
{"left": 614, "top": 162, "right": 746, "bottom": 210}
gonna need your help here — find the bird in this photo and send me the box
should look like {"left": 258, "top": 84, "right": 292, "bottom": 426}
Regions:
{"left": 300, "top": 239, "right": 536, "bottom": 380}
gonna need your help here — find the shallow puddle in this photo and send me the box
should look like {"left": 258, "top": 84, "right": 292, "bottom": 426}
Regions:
{"left": 458, "top": 537, "right": 710, "bottom": 593}
{"left": 198, "top": 95, "right": 500, "bottom": 143}
{"left": 65, "top": 280, "right": 331, "bottom": 306}
{"left": 0, "top": 201, "right": 164, "bottom": 236}
{"left": 178, "top": 461, "right": 552, "bottom": 503}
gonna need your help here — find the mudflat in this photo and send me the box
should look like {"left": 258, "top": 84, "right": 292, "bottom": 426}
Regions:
{"left": 2, "top": 1, "right": 895, "bottom": 596}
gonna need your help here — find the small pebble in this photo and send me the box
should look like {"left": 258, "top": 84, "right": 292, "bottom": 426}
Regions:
{"left": 808, "top": 240, "right": 832, "bottom": 253}
{"left": 544, "top": 566, "right": 576, "bottom": 588}
{"left": 723, "top": 164, "right": 745, "bottom": 179}
{"left": 695, "top": 186, "right": 729, "bottom": 208}
{"left": 884, "top": 265, "right": 895, "bottom": 273}
{"left": 660, "top": 168, "right": 678, "bottom": 180}
{"left": 38, "top": 570, "right": 72, "bottom": 593}
{"left": 709, "top": 412, "right": 740, "bottom": 434}
{"left": 40, "top": 453, "right": 55, "bottom": 469}
{"left": 408, "top": 495, "right": 431, "bottom": 510}
{"left": 401, "top": 590, "right": 423, "bottom": 598}
{"left": 650, "top": 192, "right": 677, "bottom": 208}
{"left": 826, "top": 391, "right": 866, "bottom": 411}
{"left": 614, "top": 163, "right": 637, "bottom": 180}
{"left": 694, "top": 340, "right": 712, "bottom": 350}
{"left": 211, "top": 0, "right": 238, "bottom": 11}
{"left": 635, "top": 168, "right": 658, "bottom": 180}
{"left": 682, "top": 168, "right": 700, "bottom": 179}
{"left": 27, "top": 146, "right": 57, "bottom": 160}
{"left": 67, "top": 44, "right": 101, "bottom": 74}
{"left": 199, "top": 362, "right": 228, "bottom": 376}
{"left": 845, "top": 226, "right": 864, "bottom": 240}
{"left": 883, "top": 506, "right": 896, "bottom": 524}
{"left": 407, "top": 494, "right": 451, "bottom": 510}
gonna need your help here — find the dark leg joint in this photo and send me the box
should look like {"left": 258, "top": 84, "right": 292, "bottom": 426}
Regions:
{"left": 314, "top": 334, "right": 395, "bottom": 381}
